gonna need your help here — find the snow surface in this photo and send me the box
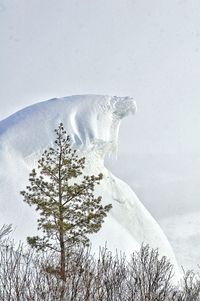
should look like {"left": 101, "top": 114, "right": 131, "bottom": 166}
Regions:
{"left": 0, "top": 95, "right": 179, "bottom": 274}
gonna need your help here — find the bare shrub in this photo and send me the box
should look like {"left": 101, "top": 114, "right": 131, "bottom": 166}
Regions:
{"left": 93, "top": 247, "right": 127, "bottom": 300}
{"left": 1, "top": 241, "right": 200, "bottom": 300}
{"left": 176, "top": 270, "right": 200, "bottom": 301}
{"left": 127, "top": 244, "right": 174, "bottom": 301}
{"left": 0, "top": 224, "right": 12, "bottom": 241}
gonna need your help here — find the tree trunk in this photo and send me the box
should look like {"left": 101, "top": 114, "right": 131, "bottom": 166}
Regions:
{"left": 59, "top": 225, "right": 66, "bottom": 281}
{"left": 58, "top": 138, "right": 66, "bottom": 300}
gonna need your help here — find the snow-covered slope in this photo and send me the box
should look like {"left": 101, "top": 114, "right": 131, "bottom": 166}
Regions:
{"left": 0, "top": 95, "right": 178, "bottom": 272}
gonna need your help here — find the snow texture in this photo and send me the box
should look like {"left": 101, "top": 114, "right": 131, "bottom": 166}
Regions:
{"left": 0, "top": 95, "right": 179, "bottom": 274}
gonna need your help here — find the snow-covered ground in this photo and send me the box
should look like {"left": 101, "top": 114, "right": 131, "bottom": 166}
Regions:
{"left": 0, "top": 95, "right": 179, "bottom": 274}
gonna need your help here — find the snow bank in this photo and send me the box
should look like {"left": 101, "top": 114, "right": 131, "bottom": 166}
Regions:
{"left": 0, "top": 94, "right": 179, "bottom": 274}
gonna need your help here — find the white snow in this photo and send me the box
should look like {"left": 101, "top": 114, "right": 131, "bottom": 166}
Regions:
{"left": 160, "top": 212, "right": 200, "bottom": 271}
{"left": 0, "top": 94, "right": 179, "bottom": 274}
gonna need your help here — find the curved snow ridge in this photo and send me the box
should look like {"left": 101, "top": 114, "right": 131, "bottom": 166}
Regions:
{"left": 0, "top": 95, "right": 136, "bottom": 157}
{"left": 0, "top": 94, "right": 179, "bottom": 277}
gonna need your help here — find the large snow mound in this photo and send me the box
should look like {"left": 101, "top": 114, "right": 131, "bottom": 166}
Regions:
{"left": 0, "top": 95, "right": 179, "bottom": 273}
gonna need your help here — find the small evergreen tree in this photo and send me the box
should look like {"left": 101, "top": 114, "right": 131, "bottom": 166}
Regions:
{"left": 21, "top": 123, "right": 112, "bottom": 280}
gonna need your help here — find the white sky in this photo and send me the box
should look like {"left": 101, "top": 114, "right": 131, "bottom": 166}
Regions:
{"left": 1, "top": 0, "right": 200, "bottom": 219}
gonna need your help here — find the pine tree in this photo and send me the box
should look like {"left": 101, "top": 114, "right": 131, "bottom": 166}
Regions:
{"left": 21, "top": 123, "right": 112, "bottom": 280}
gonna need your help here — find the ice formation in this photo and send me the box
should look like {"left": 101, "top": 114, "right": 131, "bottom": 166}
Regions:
{"left": 0, "top": 95, "right": 178, "bottom": 272}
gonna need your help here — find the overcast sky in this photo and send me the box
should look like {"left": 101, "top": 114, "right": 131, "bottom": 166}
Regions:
{"left": 1, "top": 0, "right": 200, "bottom": 153}
{"left": 1, "top": 0, "right": 200, "bottom": 219}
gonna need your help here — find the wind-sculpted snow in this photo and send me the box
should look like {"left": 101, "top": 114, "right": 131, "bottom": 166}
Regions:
{"left": 0, "top": 95, "right": 136, "bottom": 157}
{"left": 0, "top": 95, "right": 179, "bottom": 275}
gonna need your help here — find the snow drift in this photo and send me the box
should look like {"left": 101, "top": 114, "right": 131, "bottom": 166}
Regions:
{"left": 0, "top": 95, "right": 178, "bottom": 271}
